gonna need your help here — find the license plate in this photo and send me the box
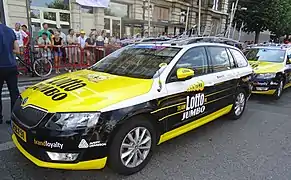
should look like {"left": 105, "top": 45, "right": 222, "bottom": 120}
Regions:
{"left": 12, "top": 122, "right": 27, "bottom": 142}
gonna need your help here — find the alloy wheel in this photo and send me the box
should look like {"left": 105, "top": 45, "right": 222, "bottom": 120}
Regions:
{"left": 234, "top": 92, "right": 245, "bottom": 116}
{"left": 120, "top": 127, "right": 152, "bottom": 168}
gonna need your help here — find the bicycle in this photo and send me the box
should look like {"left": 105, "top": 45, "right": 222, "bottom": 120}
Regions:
{"left": 16, "top": 49, "right": 53, "bottom": 78}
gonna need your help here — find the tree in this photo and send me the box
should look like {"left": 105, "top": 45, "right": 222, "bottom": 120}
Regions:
{"left": 267, "top": 0, "right": 291, "bottom": 39}
{"left": 233, "top": 0, "right": 271, "bottom": 43}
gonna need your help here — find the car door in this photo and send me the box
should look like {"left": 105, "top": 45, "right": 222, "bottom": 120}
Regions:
{"left": 206, "top": 46, "right": 238, "bottom": 110}
{"left": 162, "top": 46, "right": 218, "bottom": 131}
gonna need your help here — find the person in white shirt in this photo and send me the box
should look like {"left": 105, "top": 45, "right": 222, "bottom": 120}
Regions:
{"left": 77, "top": 30, "right": 88, "bottom": 64}
{"left": 13, "top": 23, "right": 28, "bottom": 48}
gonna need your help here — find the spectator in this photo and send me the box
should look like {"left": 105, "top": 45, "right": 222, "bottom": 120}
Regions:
{"left": 38, "top": 23, "right": 51, "bottom": 40}
{"left": 13, "top": 22, "right": 28, "bottom": 48}
{"left": 38, "top": 32, "right": 52, "bottom": 61}
{"left": 96, "top": 30, "right": 105, "bottom": 46}
{"left": 56, "top": 27, "right": 67, "bottom": 62}
{"left": 67, "top": 29, "right": 78, "bottom": 69}
{"left": 52, "top": 31, "right": 64, "bottom": 74}
{"left": 21, "top": 25, "right": 31, "bottom": 67}
{"left": 56, "top": 26, "right": 67, "bottom": 44}
{"left": 48, "top": 29, "right": 55, "bottom": 40}
{"left": 85, "top": 32, "right": 96, "bottom": 66}
{"left": 0, "top": 22, "right": 20, "bottom": 124}
{"left": 77, "top": 30, "right": 87, "bottom": 64}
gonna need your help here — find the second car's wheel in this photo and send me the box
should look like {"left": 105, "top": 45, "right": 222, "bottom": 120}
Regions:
{"left": 228, "top": 89, "right": 247, "bottom": 120}
{"left": 273, "top": 79, "right": 284, "bottom": 100}
{"left": 108, "top": 116, "right": 157, "bottom": 175}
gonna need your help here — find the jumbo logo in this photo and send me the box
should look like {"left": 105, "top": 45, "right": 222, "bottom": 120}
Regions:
{"left": 187, "top": 80, "right": 205, "bottom": 92}
{"left": 29, "top": 77, "right": 87, "bottom": 101}
{"left": 250, "top": 63, "right": 259, "bottom": 68}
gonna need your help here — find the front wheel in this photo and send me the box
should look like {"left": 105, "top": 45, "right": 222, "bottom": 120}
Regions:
{"left": 108, "top": 116, "right": 157, "bottom": 175}
{"left": 33, "top": 58, "right": 53, "bottom": 78}
{"left": 228, "top": 89, "right": 247, "bottom": 120}
{"left": 273, "top": 79, "right": 284, "bottom": 100}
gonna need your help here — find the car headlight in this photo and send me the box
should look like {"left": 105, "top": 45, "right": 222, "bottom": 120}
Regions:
{"left": 256, "top": 73, "right": 276, "bottom": 79}
{"left": 46, "top": 112, "right": 101, "bottom": 131}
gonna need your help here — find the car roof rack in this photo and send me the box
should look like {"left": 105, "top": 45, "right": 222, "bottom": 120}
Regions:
{"left": 168, "top": 36, "right": 242, "bottom": 47}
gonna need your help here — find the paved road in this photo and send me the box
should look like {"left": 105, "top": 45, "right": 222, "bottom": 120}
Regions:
{"left": 1, "top": 90, "right": 291, "bottom": 180}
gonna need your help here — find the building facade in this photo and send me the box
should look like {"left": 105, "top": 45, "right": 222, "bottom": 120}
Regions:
{"left": 1, "top": 0, "right": 229, "bottom": 37}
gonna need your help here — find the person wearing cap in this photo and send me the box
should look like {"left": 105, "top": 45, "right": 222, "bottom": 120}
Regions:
{"left": 0, "top": 22, "right": 20, "bottom": 124}
{"left": 13, "top": 23, "right": 28, "bottom": 48}
{"left": 77, "top": 30, "right": 87, "bottom": 65}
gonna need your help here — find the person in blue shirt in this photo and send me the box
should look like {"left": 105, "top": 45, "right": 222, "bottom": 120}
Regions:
{"left": 0, "top": 23, "right": 20, "bottom": 124}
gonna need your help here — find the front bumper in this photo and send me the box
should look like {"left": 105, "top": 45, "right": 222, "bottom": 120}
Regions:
{"left": 12, "top": 134, "right": 107, "bottom": 170}
{"left": 251, "top": 78, "right": 278, "bottom": 95}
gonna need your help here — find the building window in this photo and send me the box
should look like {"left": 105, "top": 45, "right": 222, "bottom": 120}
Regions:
{"left": 153, "top": 6, "right": 169, "bottom": 21}
{"left": 105, "top": 2, "right": 129, "bottom": 18}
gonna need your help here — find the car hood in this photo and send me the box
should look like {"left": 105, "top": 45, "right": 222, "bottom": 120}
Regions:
{"left": 248, "top": 60, "right": 284, "bottom": 74}
{"left": 21, "top": 70, "right": 153, "bottom": 112}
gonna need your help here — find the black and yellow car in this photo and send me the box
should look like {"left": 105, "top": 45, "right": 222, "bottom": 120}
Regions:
{"left": 245, "top": 45, "right": 291, "bottom": 99}
{"left": 12, "top": 43, "right": 253, "bottom": 175}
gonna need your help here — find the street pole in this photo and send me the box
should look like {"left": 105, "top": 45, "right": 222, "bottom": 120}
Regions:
{"left": 25, "top": 0, "right": 34, "bottom": 61}
{"left": 227, "top": 0, "right": 239, "bottom": 38}
{"left": 142, "top": 0, "right": 146, "bottom": 37}
{"left": 148, "top": 0, "right": 151, "bottom": 36}
{"left": 238, "top": 22, "right": 244, "bottom": 41}
{"left": 198, "top": 0, "right": 201, "bottom": 36}
{"left": 185, "top": 7, "right": 190, "bottom": 32}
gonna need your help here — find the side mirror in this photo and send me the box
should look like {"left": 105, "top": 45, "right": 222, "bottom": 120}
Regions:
{"left": 176, "top": 68, "right": 194, "bottom": 81}
{"left": 287, "top": 55, "right": 291, "bottom": 64}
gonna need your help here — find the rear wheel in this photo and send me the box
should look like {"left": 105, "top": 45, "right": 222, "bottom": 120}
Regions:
{"left": 228, "top": 89, "right": 247, "bottom": 120}
{"left": 273, "top": 79, "right": 284, "bottom": 100}
{"left": 33, "top": 58, "right": 53, "bottom": 77}
{"left": 108, "top": 116, "right": 156, "bottom": 175}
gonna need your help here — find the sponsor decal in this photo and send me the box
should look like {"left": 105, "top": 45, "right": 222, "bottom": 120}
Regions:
{"left": 78, "top": 139, "right": 89, "bottom": 149}
{"left": 78, "top": 139, "right": 106, "bottom": 148}
{"left": 182, "top": 93, "right": 206, "bottom": 121}
{"left": 87, "top": 74, "right": 109, "bottom": 83}
{"left": 34, "top": 139, "right": 63, "bottom": 149}
{"left": 187, "top": 80, "right": 205, "bottom": 92}
{"left": 29, "top": 77, "right": 87, "bottom": 101}
{"left": 89, "top": 141, "right": 106, "bottom": 147}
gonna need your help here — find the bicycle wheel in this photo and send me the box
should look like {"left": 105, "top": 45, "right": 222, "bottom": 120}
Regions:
{"left": 33, "top": 58, "right": 53, "bottom": 77}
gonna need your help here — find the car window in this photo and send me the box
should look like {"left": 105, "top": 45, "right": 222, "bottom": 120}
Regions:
{"left": 245, "top": 48, "right": 285, "bottom": 63}
{"left": 208, "top": 47, "right": 231, "bottom": 72}
{"left": 230, "top": 48, "right": 248, "bottom": 67}
{"left": 168, "top": 47, "right": 209, "bottom": 82}
{"left": 226, "top": 48, "right": 236, "bottom": 68}
{"left": 91, "top": 45, "right": 181, "bottom": 79}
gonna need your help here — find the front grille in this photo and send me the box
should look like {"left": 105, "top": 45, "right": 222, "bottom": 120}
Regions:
{"left": 13, "top": 98, "right": 47, "bottom": 127}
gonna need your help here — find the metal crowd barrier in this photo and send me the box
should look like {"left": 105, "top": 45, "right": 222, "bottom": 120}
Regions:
{"left": 17, "top": 44, "right": 121, "bottom": 75}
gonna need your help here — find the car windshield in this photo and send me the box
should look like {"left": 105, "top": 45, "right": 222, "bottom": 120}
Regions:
{"left": 90, "top": 45, "right": 181, "bottom": 79}
{"left": 245, "top": 48, "right": 286, "bottom": 63}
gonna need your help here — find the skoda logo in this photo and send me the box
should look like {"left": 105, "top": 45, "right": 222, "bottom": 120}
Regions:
{"left": 21, "top": 97, "right": 28, "bottom": 105}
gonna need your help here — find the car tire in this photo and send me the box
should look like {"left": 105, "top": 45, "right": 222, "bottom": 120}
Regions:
{"left": 273, "top": 79, "right": 284, "bottom": 100}
{"left": 108, "top": 115, "right": 157, "bottom": 175}
{"left": 228, "top": 88, "right": 247, "bottom": 120}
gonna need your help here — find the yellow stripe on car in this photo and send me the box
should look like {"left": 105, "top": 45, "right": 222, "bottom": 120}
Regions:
{"left": 158, "top": 105, "right": 233, "bottom": 144}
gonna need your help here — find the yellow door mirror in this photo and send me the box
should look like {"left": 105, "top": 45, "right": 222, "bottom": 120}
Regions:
{"left": 177, "top": 68, "right": 194, "bottom": 80}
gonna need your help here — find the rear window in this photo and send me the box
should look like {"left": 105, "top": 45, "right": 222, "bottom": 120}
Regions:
{"left": 245, "top": 48, "right": 286, "bottom": 63}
